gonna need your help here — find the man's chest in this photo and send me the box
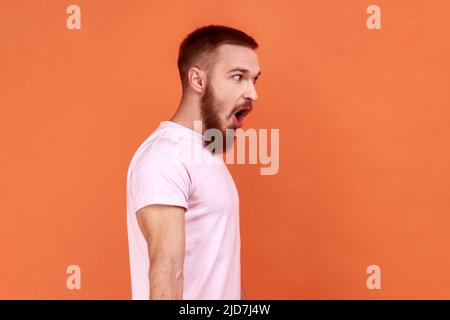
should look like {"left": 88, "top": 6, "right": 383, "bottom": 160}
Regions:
{"left": 187, "top": 163, "right": 239, "bottom": 216}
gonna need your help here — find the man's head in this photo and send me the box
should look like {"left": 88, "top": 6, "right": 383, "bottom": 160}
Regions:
{"left": 177, "top": 25, "right": 261, "bottom": 142}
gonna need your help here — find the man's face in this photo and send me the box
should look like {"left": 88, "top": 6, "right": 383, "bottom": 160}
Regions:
{"left": 200, "top": 44, "right": 261, "bottom": 140}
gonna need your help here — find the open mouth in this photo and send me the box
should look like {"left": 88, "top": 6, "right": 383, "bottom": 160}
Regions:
{"left": 234, "top": 105, "right": 252, "bottom": 118}
{"left": 232, "top": 106, "right": 252, "bottom": 128}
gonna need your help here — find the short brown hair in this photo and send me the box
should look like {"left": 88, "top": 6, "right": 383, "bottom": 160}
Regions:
{"left": 177, "top": 25, "right": 258, "bottom": 91}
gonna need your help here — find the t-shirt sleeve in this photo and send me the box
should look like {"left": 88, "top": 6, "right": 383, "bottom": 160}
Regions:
{"left": 130, "top": 149, "right": 191, "bottom": 214}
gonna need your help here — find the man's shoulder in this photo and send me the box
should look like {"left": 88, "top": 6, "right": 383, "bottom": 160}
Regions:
{"left": 132, "top": 126, "right": 200, "bottom": 167}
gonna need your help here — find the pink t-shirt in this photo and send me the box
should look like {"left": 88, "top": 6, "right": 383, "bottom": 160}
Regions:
{"left": 126, "top": 121, "right": 241, "bottom": 300}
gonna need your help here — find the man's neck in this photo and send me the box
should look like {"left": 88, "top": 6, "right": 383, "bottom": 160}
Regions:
{"left": 169, "top": 95, "right": 204, "bottom": 134}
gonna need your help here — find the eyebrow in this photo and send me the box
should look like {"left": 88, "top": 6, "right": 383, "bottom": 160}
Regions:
{"left": 227, "top": 68, "right": 261, "bottom": 79}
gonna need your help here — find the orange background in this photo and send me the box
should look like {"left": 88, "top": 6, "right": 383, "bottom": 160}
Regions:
{"left": 1, "top": 0, "right": 450, "bottom": 299}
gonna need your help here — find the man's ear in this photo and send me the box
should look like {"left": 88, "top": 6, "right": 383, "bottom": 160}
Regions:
{"left": 187, "top": 67, "right": 207, "bottom": 94}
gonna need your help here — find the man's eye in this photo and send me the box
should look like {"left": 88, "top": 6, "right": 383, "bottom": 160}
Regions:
{"left": 232, "top": 74, "right": 242, "bottom": 81}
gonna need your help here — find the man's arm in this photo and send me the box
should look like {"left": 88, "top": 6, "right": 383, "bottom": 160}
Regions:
{"left": 136, "top": 204, "right": 186, "bottom": 300}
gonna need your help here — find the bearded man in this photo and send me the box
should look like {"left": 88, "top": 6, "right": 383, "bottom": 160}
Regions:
{"left": 126, "top": 25, "right": 261, "bottom": 300}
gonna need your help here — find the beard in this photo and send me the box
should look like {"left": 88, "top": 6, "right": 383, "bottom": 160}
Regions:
{"left": 200, "top": 83, "right": 235, "bottom": 153}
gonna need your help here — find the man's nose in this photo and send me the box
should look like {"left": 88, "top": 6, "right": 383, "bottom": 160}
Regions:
{"left": 243, "top": 81, "right": 258, "bottom": 101}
